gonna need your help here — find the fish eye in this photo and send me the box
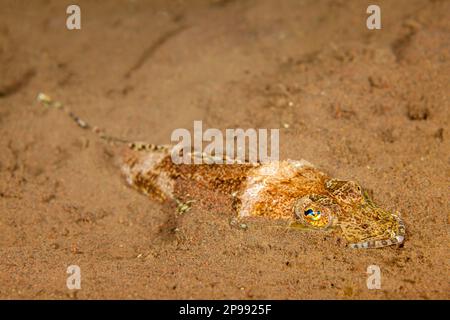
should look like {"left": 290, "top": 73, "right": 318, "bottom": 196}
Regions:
{"left": 293, "top": 195, "right": 334, "bottom": 229}
{"left": 304, "top": 208, "right": 322, "bottom": 221}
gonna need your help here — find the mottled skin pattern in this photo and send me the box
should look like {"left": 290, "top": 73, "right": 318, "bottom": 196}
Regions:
{"left": 38, "top": 95, "right": 406, "bottom": 249}
{"left": 121, "top": 146, "right": 406, "bottom": 249}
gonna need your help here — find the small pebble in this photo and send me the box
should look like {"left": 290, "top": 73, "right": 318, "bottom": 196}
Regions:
{"left": 239, "top": 223, "right": 248, "bottom": 230}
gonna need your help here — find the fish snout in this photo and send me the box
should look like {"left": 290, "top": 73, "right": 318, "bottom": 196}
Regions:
{"left": 349, "top": 213, "right": 406, "bottom": 249}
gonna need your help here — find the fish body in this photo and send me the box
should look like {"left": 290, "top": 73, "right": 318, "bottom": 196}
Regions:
{"left": 121, "top": 145, "right": 406, "bottom": 249}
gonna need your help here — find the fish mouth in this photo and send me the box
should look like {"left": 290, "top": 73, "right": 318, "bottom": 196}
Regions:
{"left": 348, "top": 214, "right": 406, "bottom": 249}
{"left": 349, "top": 234, "right": 404, "bottom": 249}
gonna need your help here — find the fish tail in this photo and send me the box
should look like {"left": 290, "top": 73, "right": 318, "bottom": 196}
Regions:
{"left": 37, "top": 92, "right": 130, "bottom": 144}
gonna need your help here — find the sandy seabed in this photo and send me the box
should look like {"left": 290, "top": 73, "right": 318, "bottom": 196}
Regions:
{"left": 0, "top": 0, "right": 449, "bottom": 299}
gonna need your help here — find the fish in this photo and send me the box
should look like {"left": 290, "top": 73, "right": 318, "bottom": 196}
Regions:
{"left": 121, "top": 144, "right": 406, "bottom": 249}
{"left": 38, "top": 93, "right": 406, "bottom": 249}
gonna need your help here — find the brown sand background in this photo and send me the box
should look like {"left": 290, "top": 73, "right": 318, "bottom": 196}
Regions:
{"left": 0, "top": 0, "right": 449, "bottom": 299}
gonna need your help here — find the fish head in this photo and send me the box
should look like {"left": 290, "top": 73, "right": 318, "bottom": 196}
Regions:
{"left": 293, "top": 179, "right": 405, "bottom": 248}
